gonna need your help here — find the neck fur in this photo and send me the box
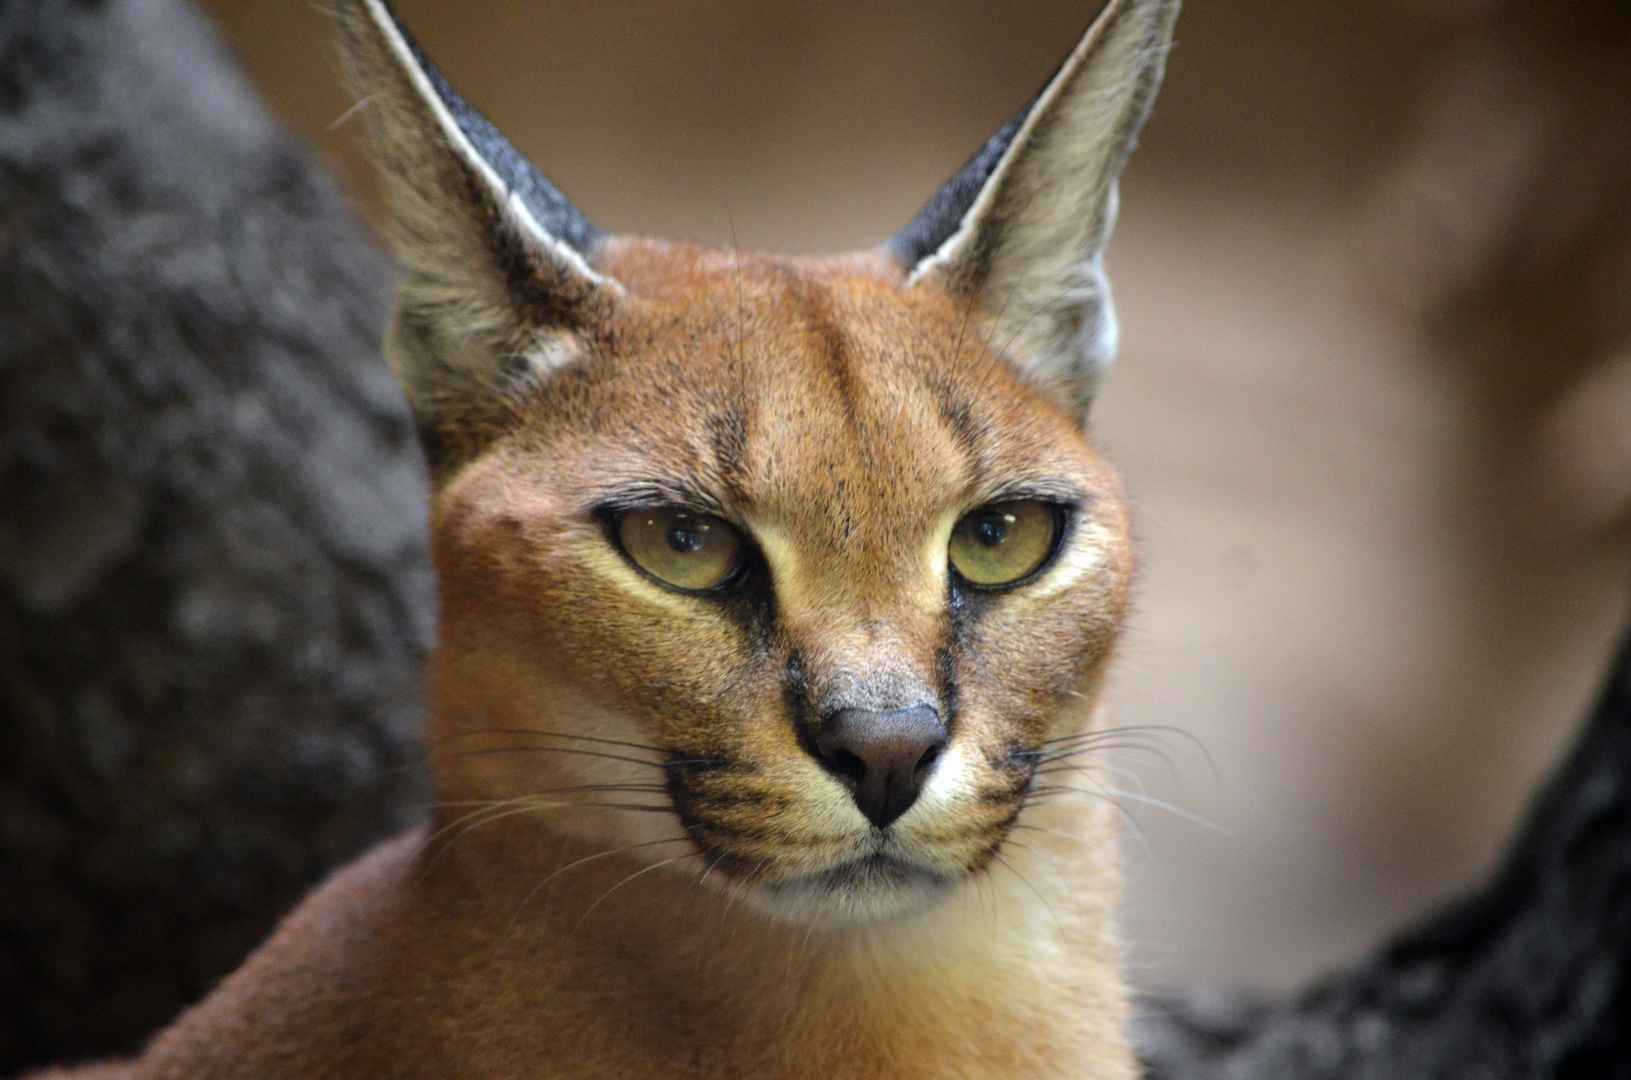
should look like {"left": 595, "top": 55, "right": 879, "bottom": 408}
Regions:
{"left": 420, "top": 789, "right": 1132, "bottom": 1079}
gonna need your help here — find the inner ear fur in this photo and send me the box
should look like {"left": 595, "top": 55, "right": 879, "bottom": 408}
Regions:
{"left": 891, "top": 0, "right": 1179, "bottom": 418}
{"left": 334, "top": 0, "right": 621, "bottom": 472}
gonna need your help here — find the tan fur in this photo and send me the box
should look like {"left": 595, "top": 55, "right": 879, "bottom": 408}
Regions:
{"left": 97, "top": 240, "right": 1140, "bottom": 1080}
{"left": 39, "top": 2, "right": 1179, "bottom": 1077}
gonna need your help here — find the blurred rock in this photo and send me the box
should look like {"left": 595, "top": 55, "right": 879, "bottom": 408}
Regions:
{"left": 0, "top": 0, "right": 432, "bottom": 1071}
{"left": 1137, "top": 616, "right": 1631, "bottom": 1078}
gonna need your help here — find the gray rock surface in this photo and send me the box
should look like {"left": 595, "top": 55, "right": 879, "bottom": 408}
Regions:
{"left": 0, "top": 0, "right": 432, "bottom": 1071}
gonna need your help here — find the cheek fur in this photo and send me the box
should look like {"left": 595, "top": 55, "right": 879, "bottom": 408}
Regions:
{"left": 426, "top": 397, "right": 1135, "bottom": 921}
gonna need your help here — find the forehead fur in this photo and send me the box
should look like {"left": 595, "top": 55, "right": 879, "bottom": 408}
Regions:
{"left": 489, "top": 238, "right": 1104, "bottom": 524}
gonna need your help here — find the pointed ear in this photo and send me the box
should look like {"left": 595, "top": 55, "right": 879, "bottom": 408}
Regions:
{"left": 334, "top": 0, "right": 621, "bottom": 471}
{"left": 889, "top": 0, "right": 1178, "bottom": 417}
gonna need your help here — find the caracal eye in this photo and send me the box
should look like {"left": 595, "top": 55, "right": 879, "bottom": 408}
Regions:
{"left": 617, "top": 508, "right": 744, "bottom": 592}
{"left": 948, "top": 500, "right": 1060, "bottom": 587}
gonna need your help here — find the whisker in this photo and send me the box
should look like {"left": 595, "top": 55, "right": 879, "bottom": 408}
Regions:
{"left": 1027, "top": 783, "right": 1148, "bottom": 847}
{"left": 328, "top": 93, "right": 376, "bottom": 131}
{"left": 432, "top": 727, "right": 669, "bottom": 756}
{"left": 729, "top": 206, "right": 747, "bottom": 369}
{"left": 420, "top": 800, "right": 564, "bottom": 879}
{"left": 1032, "top": 726, "right": 1215, "bottom": 781}
{"left": 975, "top": 857, "right": 999, "bottom": 930}
{"left": 695, "top": 849, "right": 731, "bottom": 889}
{"left": 456, "top": 801, "right": 681, "bottom": 816}
{"left": 426, "top": 797, "right": 535, "bottom": 847}
{"left": 1018, "top": 742, "right": 1182, "bottom": 782}
{"left": 1027, "top": 735, "right": 1180, "bottom": 758}
{"left": 1015, "top": 812, "right": 1160, "bottom": 867}
{"left": 1002, "top": 836, "right": 1075, "bottom": 893}
{"left": 1040, "top": 722, "right": 1197, "bottom": 748}
{"left": 990, "top": 849, "right": 1062, "bottom": 931}
{"left": 574, "top": 854, "right": 697, "bottom": 932}
{"left": 420, "top": 793, "right": 681, "bottom": 878}
{"left": 436, "top": 745, "right": 716, "bottom": 771}
{"left": 520, "top": 783, "right": 669, "bottom": 797}
{"left": 1102, "top": 727, "right": 1219, "bottom": 786}
{"left": 434, "top": 782, "right": 670, "bottom": 809}
{"left": 1029, "top": 783, "right": 1228, "bottom": 835}
{"left": 1034, "top": 761, "right": 1149, "bottom": 797}
{"left": 508, "top": 835, "right": 695, "bottom": 932}
{"left": 1009, "top": 821, "right": 1098, "bottom": 850}
{"left": 992, "top": 301, "right": 1055, "bottom": 370}
{"left": 574, "top": 802, "right": 683, "bottom": 814}
{"left": 950, "top": 269, "right": 981, "bottom": 370}
{"left": 722, "top": 859, "right": 767, "bottom": 922}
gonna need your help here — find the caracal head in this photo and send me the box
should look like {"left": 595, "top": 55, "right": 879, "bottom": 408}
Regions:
{"left": 336, "top": 0, "right": 1176, "bottom": 924}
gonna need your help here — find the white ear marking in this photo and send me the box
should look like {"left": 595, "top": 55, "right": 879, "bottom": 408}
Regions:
{"left": 334, "top": 0, "right": 625, "bottom": 472}
{"left": 891, "top": 0, "right": 1179, "bottom": 416}
{"left": 352, "top": 0, "right": 616, "bottom": 294}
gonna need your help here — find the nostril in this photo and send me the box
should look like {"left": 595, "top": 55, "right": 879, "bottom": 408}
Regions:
{"left": 913, "top": 742, "right": 943, "bottom": 778}
{"left": 810, "top": 705, "right": 948, "bottom": 829}
{"left": 824, "top": 747, "right": 868, "bottom": 787}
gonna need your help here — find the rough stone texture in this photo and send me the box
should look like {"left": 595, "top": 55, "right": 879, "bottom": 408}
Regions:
{"left": 1135, "top": 618, "right": 1631, "bottom": 1079}
{"left": 0, "top": 0, "right": 433, "bottom": 1072}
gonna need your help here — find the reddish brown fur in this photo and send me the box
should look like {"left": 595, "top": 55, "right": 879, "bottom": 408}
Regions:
{"left": 29, "top": 1, "right": 1179, "bottom": 1074}
{"left": 430, "top": 239, "right": 1132, "bottom": 878}
{"left": 39, "top": 241, "right": 1139, "bottom": 1080}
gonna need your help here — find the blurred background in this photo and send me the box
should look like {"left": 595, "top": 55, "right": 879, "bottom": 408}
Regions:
{"left": 193, "top": 0, "right": 1631, "bottom": 991}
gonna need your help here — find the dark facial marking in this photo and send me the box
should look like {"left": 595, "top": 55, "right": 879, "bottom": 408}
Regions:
{"left": 887, "top": 99, "right": 1038, "bottom": 269}
{"left": 935, "top": 643, "right": 962, "bottom": 742}
{"left": 923, "top": 368, "right": 986, "bottom": 462}
{"left": 707, "top": 407, "right": 751, "bottom": 501}
{"left": 781, "top": 650, "right": 823, "bottom": 744}
{"left": 379, "top": 1, "right": 604, "bottom": 257}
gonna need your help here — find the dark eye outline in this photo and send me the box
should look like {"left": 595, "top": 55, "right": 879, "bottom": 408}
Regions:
{"left": 946, "top": 500, "right": 1072, "bottom": 593}
{"left": 598, "top": 505, "right": 755, "bottom": 596}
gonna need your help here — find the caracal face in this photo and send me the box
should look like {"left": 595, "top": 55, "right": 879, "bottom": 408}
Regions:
{"left": 338, "top": 0, "right": 1173, "bottom": 926}
{"left": 429, "top": 243, "right": 1134, "bottom": 924}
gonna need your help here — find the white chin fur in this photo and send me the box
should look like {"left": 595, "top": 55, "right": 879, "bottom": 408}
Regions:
{"left": 739, "top": 857, "right": 963, "bottom": 927}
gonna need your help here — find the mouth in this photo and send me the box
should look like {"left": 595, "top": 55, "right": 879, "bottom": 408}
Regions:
{"left": 778, "top": 847, "right": 951, "bottom": 891}
{"left": 738, "top": 843, "right": 965, "bottom": 924}
{"left": 666, "top": 751, "right": 1034, "bottom": 923}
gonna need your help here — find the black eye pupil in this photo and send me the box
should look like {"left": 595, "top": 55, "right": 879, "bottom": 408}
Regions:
{"left": 975, "top": 515, "right": 1009, "bottom": 547}
{"left": 667, "top": 523, "right": 704, "bottom": 553}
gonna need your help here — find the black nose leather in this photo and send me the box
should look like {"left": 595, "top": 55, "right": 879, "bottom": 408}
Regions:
{"left": 813, "top": 706, "right": 948, "bottom": 829}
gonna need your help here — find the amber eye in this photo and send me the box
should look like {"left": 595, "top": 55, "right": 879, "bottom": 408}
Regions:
{"left": 948, "top": 501, "right": 1060, "bottom": 588}
{"left": 616, "top": 508, "right": 744, "bottom": 592}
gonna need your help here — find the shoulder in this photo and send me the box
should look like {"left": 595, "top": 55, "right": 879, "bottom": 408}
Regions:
{"left": 134, "top": 829, "right": 444, "bottom": 1080}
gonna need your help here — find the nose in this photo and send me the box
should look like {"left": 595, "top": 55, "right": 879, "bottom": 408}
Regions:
{"left": 812, "top": 706, "right": 948, "bottom": 829}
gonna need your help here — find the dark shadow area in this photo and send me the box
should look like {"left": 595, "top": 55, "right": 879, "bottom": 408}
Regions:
{"left": 0, "top": 0, "right": 431, "bottom": 1069}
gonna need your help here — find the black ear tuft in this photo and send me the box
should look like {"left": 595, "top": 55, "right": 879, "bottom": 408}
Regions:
{"left": 376, "top": 2, "right": 604, "bottom": 257}
{"left": 336, "top": 0, "right": 623, "bottom": 476}
{"left": 887, "top": 103, "right": 1033, "bottom": 269}
{"left": 886, "top": 0, "right": 1179, "bottom": 418}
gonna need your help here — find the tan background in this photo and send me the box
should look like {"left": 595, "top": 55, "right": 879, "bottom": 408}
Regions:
{"left": 195, "top": 0, "right": 1631, "bottom": 992}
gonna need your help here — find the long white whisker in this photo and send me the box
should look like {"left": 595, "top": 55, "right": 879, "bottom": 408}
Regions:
{"left": 1031, "top": 782, "right": 1228, "bottom": 835}
{"left": 507, "top": 836, "right": 695, "bottom": 934}
{"left": 574, "top": 854, "right": 697, "bottom": 933}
